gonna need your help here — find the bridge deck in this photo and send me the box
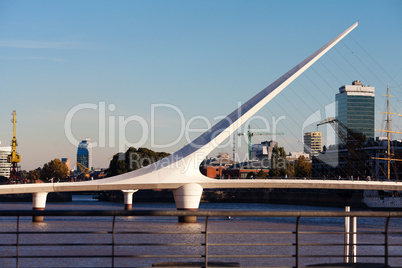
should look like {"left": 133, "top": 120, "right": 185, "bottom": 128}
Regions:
{"left": 0, "top": 179, "right": 400, "bottom": 195}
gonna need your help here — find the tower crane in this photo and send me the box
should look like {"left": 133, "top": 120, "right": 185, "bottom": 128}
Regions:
{"left": 317, "top": 117, "right": 367, "bottom": 177}
{"left": 6, "top": 111, "right": 22, "bottom": 184}
{"left": 237, "top": 125, "right": 283, "bottom": 160}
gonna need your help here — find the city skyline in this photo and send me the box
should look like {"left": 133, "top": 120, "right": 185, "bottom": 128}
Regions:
{"left": 0, "top": 1, "right": 401, "bottom": 171}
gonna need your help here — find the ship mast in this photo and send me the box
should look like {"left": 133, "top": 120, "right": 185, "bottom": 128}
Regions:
{"left": 374, "top": 84, "right": 402, "bottom": 180}
{"left": 385, "top": 84, "right": 391, "bottom": 180}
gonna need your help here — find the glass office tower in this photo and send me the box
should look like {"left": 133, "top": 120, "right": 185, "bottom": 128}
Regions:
{"left": 336, "top": 80, "right": 375, "bottom": 142}
{"left": 77, "top": 138, "right": 92, "bottom": 169}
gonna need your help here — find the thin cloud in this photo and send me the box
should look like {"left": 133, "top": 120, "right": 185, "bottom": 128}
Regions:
{"left": 0, "top": 55, "right": 65, "bottom": 63}
{"left": 0, "top": 40, "right": 85, "bottom": 49}
{"left": 27, "top": 56, "right": 65, "bottom": 63}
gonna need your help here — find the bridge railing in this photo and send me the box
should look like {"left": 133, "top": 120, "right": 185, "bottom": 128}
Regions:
{"left": 0, "top": 210, "right": 401, "bottom": 268}
{"left": 216, "top": 176, "right": 396, "bottom": 181}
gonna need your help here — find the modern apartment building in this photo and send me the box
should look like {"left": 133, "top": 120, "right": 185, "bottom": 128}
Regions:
{"left": 304, "top": 132, "right": 322, "bottom": 157}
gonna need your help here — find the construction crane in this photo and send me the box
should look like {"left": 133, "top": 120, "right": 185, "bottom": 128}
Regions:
{"left": 6, "top": 111, "right": 22, "bottom": 184}
{"left": 317, "top": 117, "right": 367, "bottom": 177}
{"left": 237, "top": 125, "right": 283, "bottom": 160}
{"left": 75, "top": 162, "right": 90, "bottom": 180}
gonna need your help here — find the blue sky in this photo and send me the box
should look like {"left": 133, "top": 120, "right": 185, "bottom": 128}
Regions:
{"left": 0, "top": 0, "right": 401, "bottom": 171}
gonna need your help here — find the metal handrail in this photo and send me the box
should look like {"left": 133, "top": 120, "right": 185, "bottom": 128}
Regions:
{"left": 1, "top": 209, "right": 402, "bottom": 217}
{"left": 0, "top": 210, "right": 401, "bottom": 268}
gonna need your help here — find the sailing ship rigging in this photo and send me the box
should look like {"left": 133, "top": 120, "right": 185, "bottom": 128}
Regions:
{"left": 363, "top": 84, "right": 402, "bottom": 209}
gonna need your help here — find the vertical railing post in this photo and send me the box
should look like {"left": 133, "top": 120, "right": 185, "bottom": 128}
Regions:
{"left": 296, "top": 216, "right": 300, "bottom": 268}
{"left": 205, "top": 216, "right": 209, "bottom": 268}
{"left": 385, "top": 216, "right": 390, "bottom": 267}
{"left": 350, "top": 216, "right": 357, "bottom": 263}
{"left": 344, "top": 206, "right": 350, "bottom": 263}
{"left": 16, "top": 216, "right": 19, "bottom": 268}
{"left": 112, "top": 215, "right": 116, "bottom": 268}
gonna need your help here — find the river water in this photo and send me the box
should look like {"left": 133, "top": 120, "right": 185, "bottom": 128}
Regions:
{"left": 0, "top": 196, "right": 401, "bottom": 267}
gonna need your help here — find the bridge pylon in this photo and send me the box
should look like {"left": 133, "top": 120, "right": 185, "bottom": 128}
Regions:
{"left": 122, "top": 190, "right": 138, "bottom": 210}
{"left": 173, "top": 184, "right": 203, "bottom": 223}
{"left": 32, "top": 192, "right": 48, "bottom": 222}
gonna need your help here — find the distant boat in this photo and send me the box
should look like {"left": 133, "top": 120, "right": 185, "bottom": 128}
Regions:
{"left": 226, "top": 216, "right": 233, "bottom": 220}
{"left": 363, "top": 190, "right": 402, "bottom": 210}
{"left": 363, "top": 85, "right": 402, "bottom": 210}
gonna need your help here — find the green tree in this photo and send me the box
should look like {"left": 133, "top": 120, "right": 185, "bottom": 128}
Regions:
{"left": 294, "top": 155, "right": 312, "bottom": 178}
{"left": 27, "top": 169, "right": 41, "bottom": 183}
{"left": 107, "top": 154, "right": 128, "bottom": 177}
{"left": 41, "top": 159, "right": 69, "bottom": 182}
{"left": 19, "top": 170, "right": 28, "bottom": 182}
{"left": 269, "top": 145, "right": 287, "bottom": 178}
{"left": 107, "top": 147, "right": 170, "bottom": 177}
{"left": 286, "top": 162, "right": 295, "bottom": 178}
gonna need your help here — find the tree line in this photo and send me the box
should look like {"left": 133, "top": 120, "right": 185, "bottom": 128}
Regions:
{"left": 2, "top": 147, "right": 170, "bottom": 184}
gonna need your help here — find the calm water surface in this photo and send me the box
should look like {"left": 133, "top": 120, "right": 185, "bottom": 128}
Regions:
{"left": 0, "top": 197, "right": 401, "bottom": 267}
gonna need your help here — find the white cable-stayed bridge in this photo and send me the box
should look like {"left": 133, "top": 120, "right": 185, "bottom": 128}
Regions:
{"left": 1, "top": 21, "right": 401, "bottom": 222}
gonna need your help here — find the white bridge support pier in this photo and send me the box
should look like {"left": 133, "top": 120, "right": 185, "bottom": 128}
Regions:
{"left": 32, "top": 192, "right": 48, "bottom": 222}
{"left": 173, "top": 184, "right": 203, "bottom": 223}
{"left": 122, "top": 190, "right": 138, "bottom": 210}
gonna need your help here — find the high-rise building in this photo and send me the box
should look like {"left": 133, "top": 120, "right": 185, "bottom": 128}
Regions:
{"left": 336, "top": 80, "right": 375, "bottom": 141}
{"left": 0, "top": 143, "right": 12, "bottom": 177}
{"left": 77, "top": 138, "right": 92, "bottom": 170}
{"left": 303, "top": 132, "right": 322, "bottom": 157}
